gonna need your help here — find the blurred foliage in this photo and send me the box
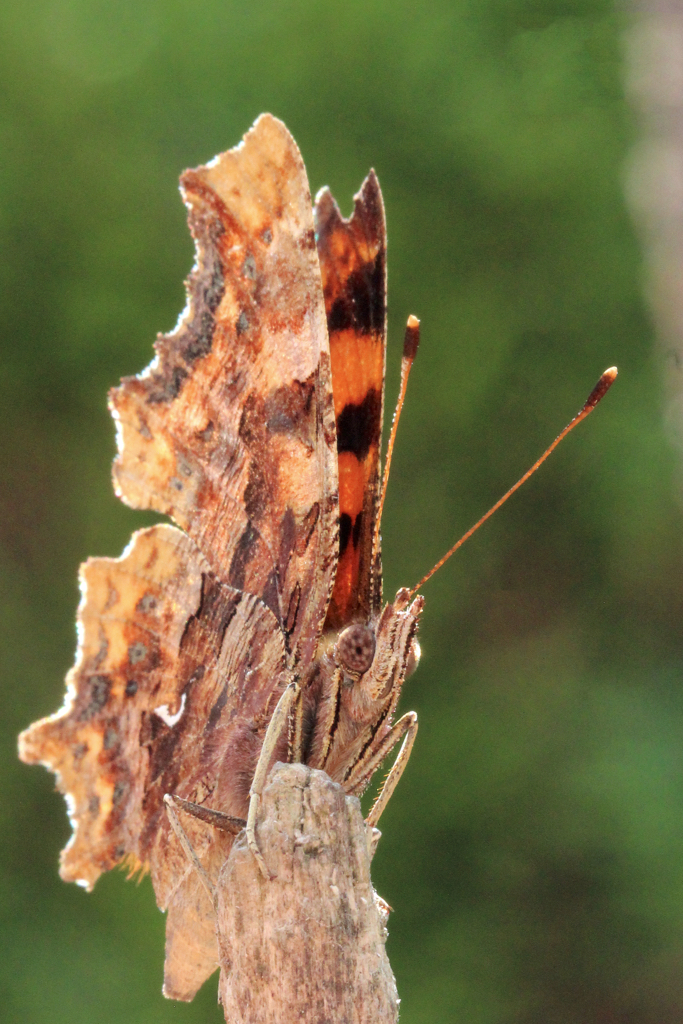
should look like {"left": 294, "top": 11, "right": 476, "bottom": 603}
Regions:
{"left": 3, "top": 0, "right": 682, "bottom": 1022}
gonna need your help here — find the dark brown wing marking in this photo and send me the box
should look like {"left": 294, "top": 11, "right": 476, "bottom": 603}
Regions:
{"left": 110, "top": 115, "right": 338, "bottom": 665}
{"left": 314, "top": 172, "right": 387, "bottom": 629}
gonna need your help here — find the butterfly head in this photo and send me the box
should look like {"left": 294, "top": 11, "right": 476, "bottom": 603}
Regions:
{"left": 332, "top": 589, "right": 424, "bottom": 718}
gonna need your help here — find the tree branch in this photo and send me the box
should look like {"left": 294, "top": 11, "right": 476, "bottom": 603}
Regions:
{"left": 215, "top": 762, "right": 399, "bottom": 1023}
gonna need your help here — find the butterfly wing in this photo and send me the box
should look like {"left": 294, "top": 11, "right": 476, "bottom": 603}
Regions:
{"left": 110, "top": 114, "right": 338, "bottom": 665}
{"left": 314, "top": 172, "right": 387, "bottom": 629}
{"left": 19, "top": 524, "right": 288, "bottom": 999}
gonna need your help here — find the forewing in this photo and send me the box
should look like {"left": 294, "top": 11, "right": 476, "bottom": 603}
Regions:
{"left": 110, "top": 114, "right": 338, "bottom": 664}
{"left": 19, "top": 524, "right": 287, "bottom": 1000}
{"left": 314, "top": 172, "right": 387, "bottom": 628}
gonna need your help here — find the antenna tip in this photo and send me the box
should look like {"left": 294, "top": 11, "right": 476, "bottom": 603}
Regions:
{"left": 403, "top": 316, "right": 420, "bottom": 361}
{"left": 584, "top": 366, "right": 618, "bottom": 410}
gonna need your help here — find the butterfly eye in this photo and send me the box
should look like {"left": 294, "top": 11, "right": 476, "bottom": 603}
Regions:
{"left": 337, "top": 624, "right": 376, "bottom": 675}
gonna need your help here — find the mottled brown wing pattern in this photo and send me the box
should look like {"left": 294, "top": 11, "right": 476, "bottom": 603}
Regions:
{"left": 314, "top": 173, "right": 386, "bottom": 630}
{"left": 19, "top": 525, "right": 205, "bottom": 889}
{"left": 19, "top": 523, "right": 287, "bottom": 999}
{"left": 110, "top": 114, "right": 338, "bottom": 665}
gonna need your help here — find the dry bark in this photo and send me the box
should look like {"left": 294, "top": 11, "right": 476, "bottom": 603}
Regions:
{"left": 215, "top": 761, "right": 399, "bottom": 1024}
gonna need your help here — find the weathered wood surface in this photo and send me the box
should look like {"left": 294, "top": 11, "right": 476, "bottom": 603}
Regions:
{"left": 216, "top": 762, "right": 399, "bottom": 1024}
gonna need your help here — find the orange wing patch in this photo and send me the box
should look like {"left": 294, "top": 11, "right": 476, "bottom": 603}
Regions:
{"left": 314, "top": 172, "right": 387, "bottom": 629}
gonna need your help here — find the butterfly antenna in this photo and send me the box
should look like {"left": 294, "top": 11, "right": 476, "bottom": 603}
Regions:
{"left": 373, "top": 316, "right": 421, "bottom": 560}
{"left": 409, "top": 366, "right": 618, "bottom": 598}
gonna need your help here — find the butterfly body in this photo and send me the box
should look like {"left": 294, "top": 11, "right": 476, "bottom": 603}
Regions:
{"left": 303, "top": 592, "right": 422, "bottom": 789}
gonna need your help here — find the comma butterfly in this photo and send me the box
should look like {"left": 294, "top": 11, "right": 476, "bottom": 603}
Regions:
{"left": 18, "top": 113, "right": 617, "bottom": 1006}
{"left": 19, "top": 114, "right": 423, "bottom": 1001}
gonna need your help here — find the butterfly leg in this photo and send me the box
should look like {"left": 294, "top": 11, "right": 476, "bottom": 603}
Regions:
{"left": 163, "top": 794, "right": 217, "bottom": 904}
{"left": 345, "top": 711, "right": 418, "bottom": 829}
{"left": 315, "top": 666, "right": 343, "bottom": 772}
{"left": 167, "top": 795, "right": 245, "bottom": 835}
{"left": 247, "top": 680, "right": 300, "bottom": 880}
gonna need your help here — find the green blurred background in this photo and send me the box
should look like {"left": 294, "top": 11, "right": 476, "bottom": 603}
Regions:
{"left": 4, "top": 0, "right": 682, "bottom": 1021}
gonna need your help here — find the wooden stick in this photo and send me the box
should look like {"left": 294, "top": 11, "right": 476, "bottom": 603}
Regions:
{"left": 215, "top": 762, "right": 399, "bottom": 1024}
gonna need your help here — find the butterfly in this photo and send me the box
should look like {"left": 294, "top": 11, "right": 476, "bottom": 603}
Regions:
{"left": 19, "top": 114, "right": 423, "bottom": 1002}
